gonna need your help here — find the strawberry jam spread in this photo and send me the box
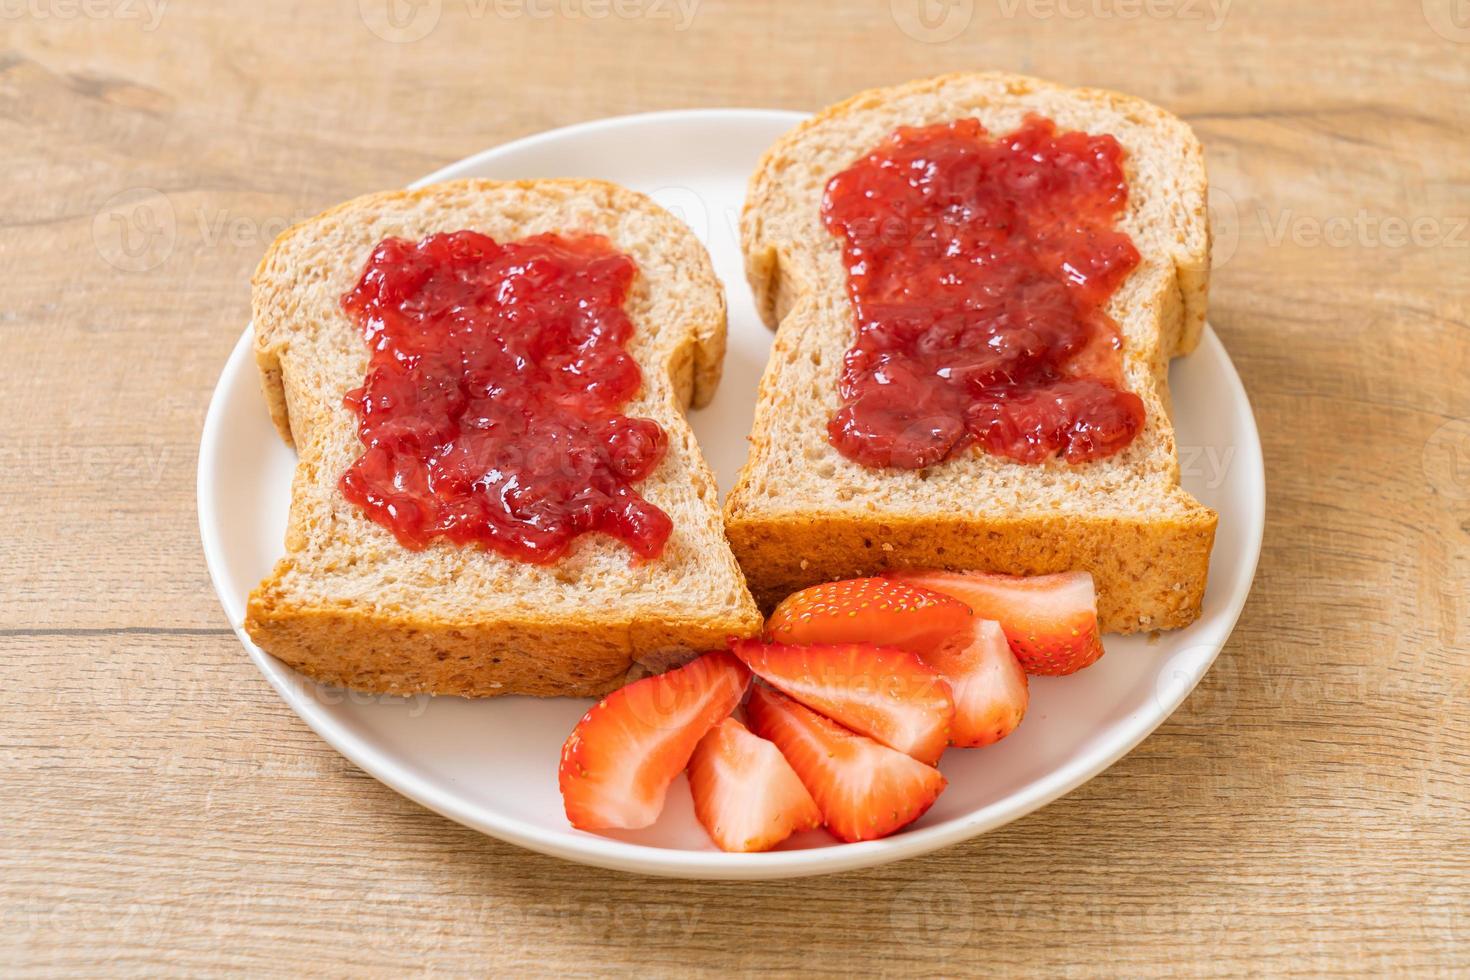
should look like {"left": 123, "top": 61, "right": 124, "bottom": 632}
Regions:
{"left": 338, "top": 230, "right": 671, "bottom": 562}
{"left": 821, "top": 115, "right": 1146, "bottom": 469}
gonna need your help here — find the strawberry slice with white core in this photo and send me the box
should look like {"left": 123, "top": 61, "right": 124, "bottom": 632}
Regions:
{"left": 559, "top": 651, "right": 749, "bottom": 831}
{"left": 926, "top": 619, "right": 1028, "bottom": 746}
{"left": 731, "top": 639, "right": 955, "bottom": 766}
{"left": 891, "top": 570, "right": 1105, "bottom": 676}
{"left": 744, "top": 684, "right": 947, "bottom": 843}
{"left": 686, "top": 717, "right": 822, "bottom": 853}
{"left": 765, "top": 577, "right": 971, "bottom": 654}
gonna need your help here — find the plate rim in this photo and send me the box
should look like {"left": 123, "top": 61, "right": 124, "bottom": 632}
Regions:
{"left": 197, "top": 108, "right": 1265, "bottom": 880}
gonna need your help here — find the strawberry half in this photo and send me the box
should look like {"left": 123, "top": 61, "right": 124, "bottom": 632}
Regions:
{"left": 745, "top": 685, "right": 947, "bottom": 843}
{"left": 926, "top": 620, "right": 1028, "bottom": 746}
{"left": 687, "top": 717, "right": 822, "bottom": 852}
{"left": 765, "top": 577, "right": 970, "bottom": 654}
{"left": 891, "top": 570, "right": 1105, "bottom": 676}
{"left": 559, "top": 651, "right": 749, "bottom": 831}
{"left": 731, "top": 639, "right": 954, "bottom": 765}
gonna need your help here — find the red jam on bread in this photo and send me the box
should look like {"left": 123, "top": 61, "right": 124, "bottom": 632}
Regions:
{"left": 821, "top": 115, "right": 1146, "bottom": 469}
{"left": 338, "top": 230, "right": 672, "bottom": 562}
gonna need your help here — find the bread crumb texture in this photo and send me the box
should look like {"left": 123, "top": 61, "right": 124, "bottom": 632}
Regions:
{"left": 726, "top": 73, "right": 1218, "bottom": 632}
{"left": 246, "top": 179, "right": 761, "bottom": 696}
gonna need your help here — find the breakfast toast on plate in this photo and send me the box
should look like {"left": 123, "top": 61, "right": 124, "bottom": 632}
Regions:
{"left": 246, "top": 179, "right": 761, "bottom": 697}
{"left": 725, "top": 73, "right": 1218, "bottom": 632}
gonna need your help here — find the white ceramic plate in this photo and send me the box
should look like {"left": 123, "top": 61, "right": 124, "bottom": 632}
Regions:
{"left": 199, "top": 109, "right": 1264, "bottom": 879}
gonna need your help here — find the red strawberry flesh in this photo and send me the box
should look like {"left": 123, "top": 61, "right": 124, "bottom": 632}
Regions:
{"left": 766, "top": 577, "right": 970, "bottom": 655}
{"left": 731, "top": 639, "right": 954, "bottom": 765}
{"left": 745, "top": 684, "right": 947, "bottom": 843}
{"left": 559, "top": 651, "right": 749, "bottom": 831}
{"left": 927, "top": 619, "right": 1028, "bottom": 746}
{"left": 687, "top": 716, "right": 822, "bottom": 852}
{"left": 891, "top": 570, "right": 1105, "bottom": 676}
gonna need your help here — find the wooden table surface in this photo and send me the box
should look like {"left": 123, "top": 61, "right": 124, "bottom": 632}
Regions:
{"left": 4, "top": 0, "right": 1467, "bottom": 975}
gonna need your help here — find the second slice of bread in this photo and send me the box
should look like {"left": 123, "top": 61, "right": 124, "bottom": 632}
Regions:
{"left": 726, "top": 73, "right": 1219, "bottom": 632}
{"left": 245, "top": 179, "right": 762, "bottom": 697}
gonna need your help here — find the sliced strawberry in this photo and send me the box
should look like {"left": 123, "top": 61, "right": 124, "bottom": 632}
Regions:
{"left": 687, "top": 717, "right": 822, "bottom": 852}
{"left": 731, "top": 639, "right": 954, "bottom": 765}
{"left": 559, "top": 651, "right": 749, "bottom": 831}
{"left": 891, "top": 570, "right": 1105, "bottom": 676}
{"left": 926, "top": 619, "right": 1028, "bottom": 746}
{"left": 744, "top": 685, "right": 946, "bottom": 843}
{"left": 766, "top": 576, "right": 970, "bottom": 654}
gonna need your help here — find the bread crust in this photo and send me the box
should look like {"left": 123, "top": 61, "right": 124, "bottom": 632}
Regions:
{"left": 725, "top": 511, "right": 1215, "bottom": 632}
{"left": 726, "top": 73, "right": 1218, "bottom": 633}
{"left": 247, "top": 579, "right": 758, "bottom": 698}
{"left": 245, "top": 178, "right": 761, "bottom": 696}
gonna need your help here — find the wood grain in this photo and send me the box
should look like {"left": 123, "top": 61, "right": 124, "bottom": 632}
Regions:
{"left": 2, "top": 1, "right": 1466, "bottom": 975}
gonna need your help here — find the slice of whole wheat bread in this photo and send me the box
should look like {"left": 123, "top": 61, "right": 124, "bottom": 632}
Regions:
{"left": 246, "top": 178, "right": 762, "bottom": 697}
{"left": 726, "top": 72, "right": 1218, "bottom": 632}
